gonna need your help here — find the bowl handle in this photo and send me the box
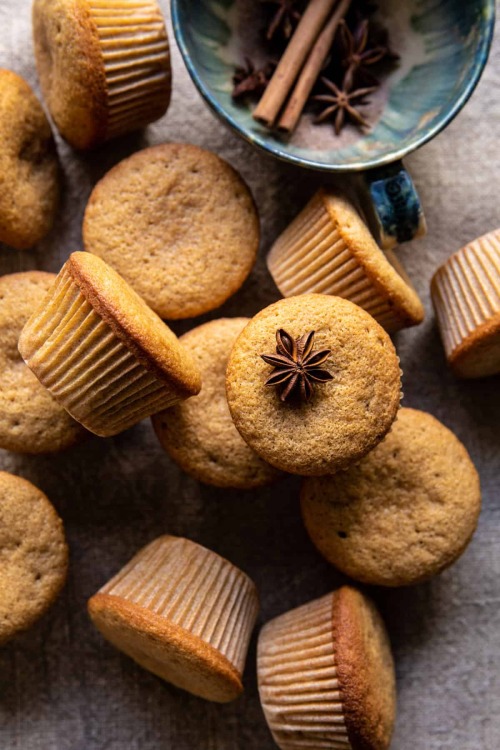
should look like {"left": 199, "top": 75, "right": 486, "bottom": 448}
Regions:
{"left": 354, "top": 161, "right": 427, "bottom": 249}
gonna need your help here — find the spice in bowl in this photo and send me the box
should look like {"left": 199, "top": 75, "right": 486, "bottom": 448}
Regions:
{"left": 232, "top": 0, "right": 398, "bottom": 136}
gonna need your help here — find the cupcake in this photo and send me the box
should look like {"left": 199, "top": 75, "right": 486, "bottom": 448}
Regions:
{"left": 0, "top": 272, "right": 85, "bottom": 453}
{"left": 152, "top": 318, "right": 281, "bottom": 488}
{"left": 0, "top": 471, "right": 68, "bottom": 644}
{"left": 83, "top": 143, "right": 260, "bottom": 319}
{"left": 301, "top": 408, "right": 481, "bottom": 587}
{"left": 18, "top": 252, "right": 201, "bottom": 437}
{"left": 0, "top": 69, "right": 59, "bottom": 249}
{"left": 88, "top": 535, "right": 259, "bottom": 702}
{"left": 431, "top": 228, "right": 500, "bottom": 378}
{"left": 226, "top": 294, "right": 401, "bottom": 476}
{"left": 32, "top": 0, "right": 171, "bottom": 149}
{"left": 267, "top": 190, "right": 424, "bottom": 333}
{"left": 258, "top": 586, "right": 396, "bottom": 750}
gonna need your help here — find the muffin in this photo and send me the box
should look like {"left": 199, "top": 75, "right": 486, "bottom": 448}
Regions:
{"left": 226, "top": 294, "right": 401, "bottom": 476}
{"left": 18, "top": 252, "right": 201, "bottom": 437}
{"left": 258, "top": 586, "right": 396, "bottom": 750}
{"left": 88, "top": 535, "right": 259, "bottom": 702}
{"left": 267, "top": 190, "right": 424, "bottom": 333}
{"left": 431, "top": 228, "right": 500, "bottom": 378}
{"left": 152, "top": 318, "right": 281, "bottom": 488}
{"left": 0, "top": 272, "right": 85, "bottom": 453}
{"left": 83, "top": 143, "right": 260, "bottom": 319}
{"left": 32, "top": 0, "right": 171, "bottom": 149}
{"left": 0, "top": 69, "right": 59, "bottom": 249}
{"left": 301, "top": 408, "right": 481, "bottom": 587}
{"left": 0, "top": 471, "right": 68, "bottom": 644}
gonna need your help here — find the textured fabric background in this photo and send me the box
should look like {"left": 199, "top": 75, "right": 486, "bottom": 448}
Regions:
{"left": 0, "top": 2, "right": 499, "bottom": 748}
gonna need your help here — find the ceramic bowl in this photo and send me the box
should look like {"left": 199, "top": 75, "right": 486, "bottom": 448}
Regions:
{"left": 171, "top": 0, "right": 495, "bottom": 173}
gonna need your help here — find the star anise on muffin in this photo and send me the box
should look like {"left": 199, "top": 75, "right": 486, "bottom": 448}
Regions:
{"left": 261, "top": 329, "right": 333, "bottom": 402}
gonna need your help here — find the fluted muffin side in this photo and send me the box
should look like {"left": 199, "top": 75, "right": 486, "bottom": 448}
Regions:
{"left": 88, "top": 535, "right": 259, "bottom": 702}
{"left": 431, "top": 230, "right": 500, "bottom": 377}
{"left": 100, "top": 536, "right": 259, "bottom": 674}
{"left": 32, "top": 0, "right": 171, "bottom": 149}
{"left": 19, "top": 254, "right": 201, "bottom": 437}
{"left": 88, "top": 0, "right": 171, "bottom": 138}
{"left": 258, "top": 592, "right": 351, "bottom": 750}
{"left": 267, "top": 190, "right": 424, "bottom": 333}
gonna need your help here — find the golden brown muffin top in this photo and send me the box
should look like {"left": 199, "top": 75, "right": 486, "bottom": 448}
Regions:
{"left": 226, "top": 294, "right": 401, "bottom": 476}
{"left": 0, "top": 68, "right": 59, "bottom": 248}
{"left": 32, "top": 0, "right": 107, "bottom": 148}
{"left": 83, "top": 143, "right": 260, "bottom": 319}
{"left": 152, "top": 318, "right": 281, "bottom": 489}
{"left": 0, "top": 271, "right": 85, "bottom": 453}
{"left": 0, "top": 471, "right": 68, "bottom": 644}
{"left": 301, "top": 407, "right": 481, "bottom": 586}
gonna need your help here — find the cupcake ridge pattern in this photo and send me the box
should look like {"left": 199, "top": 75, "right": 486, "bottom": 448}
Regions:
{"left": 98, "top": 536, "right": 257, "bottom": 675}
{"left": 267, "top": 190, "right": 424, "bottom": 333}
{"left": 88, "top": 535, "right": 259, "bottom": 702}
{"left": 19, "top": 253, "right": 201, "bottom": 437}
{"left": 32, "top": 0, "right": 171, "bottom": 149}
{"left": 258, "top": 593, "right": 352, "bottom": 750}
{"left": 431, "top": 229, "right": 500, "bottom": 377}
{"left": 258, "top": 587, "right": 396, "bottom": 750}
{"left": 87, "top": 0, "right": 171, "bottom": 139}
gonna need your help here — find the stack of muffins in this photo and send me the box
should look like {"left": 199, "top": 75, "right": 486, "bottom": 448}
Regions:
{"left": 0, "top": 0, "right": 497, "bottom": 748}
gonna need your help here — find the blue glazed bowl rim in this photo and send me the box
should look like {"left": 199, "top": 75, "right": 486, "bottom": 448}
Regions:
{"left": 171, "top": 0, "right": 496, "bottom": 173}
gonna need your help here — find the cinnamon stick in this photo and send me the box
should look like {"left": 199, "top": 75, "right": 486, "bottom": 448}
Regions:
{"left": 277, "top": 0, "right": 352, "bottom": 134}
{"left": 253, "top": 0, "right": 340, "bottom": 127}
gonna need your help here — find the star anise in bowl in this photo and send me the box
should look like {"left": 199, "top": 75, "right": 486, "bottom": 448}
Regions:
{"left": 313, "top": 74, "right": 377, "bottom": 135}
{"left": 232, "top": 58, "right": 276, "bottom": 100}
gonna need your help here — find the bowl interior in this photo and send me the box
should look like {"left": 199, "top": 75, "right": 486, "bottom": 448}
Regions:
{"left": 172, "top": 0, "right": 495, "bottom": 171}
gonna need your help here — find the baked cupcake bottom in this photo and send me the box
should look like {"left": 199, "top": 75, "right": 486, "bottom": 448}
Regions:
{"left": 88, "top": 0, "right": 171, "bottom": 141}
{"left": 431, "top": 230, "right": 500, "bottom": 378}
{"left": 267, "top": 190, "right": 424, "bottom": 333}
{"left": 258, "top": 593, "right": 351, "bottom": 749}
{"left": 258, "top": 587, "right": 396, "bottom": 750}
{"left": 449, "top": 316, "right": 500, "bottom": 378}
{"left": 89, "top": 594, "right": 243, "bottom": 702}
{"left": 19, "top": 263, "right": 187, "bottom": 436}
{"left": 88, "top": 535, "right": 259, "bottom": 702}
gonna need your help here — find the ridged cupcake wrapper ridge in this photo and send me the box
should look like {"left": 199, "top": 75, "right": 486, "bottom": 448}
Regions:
{"left": 100, "top": 536, "right": 259, "bottom": 674}
{"left": 19, "top": 267, "right": 181, "bottom": 436}
{"left": 431, "top": 230, "right": 500, "bottom": 358}
{"left": 267, "top": 192, "right": 406, "bottom": 333}
{"left": 88, "top": 0, "right": 171, "bottom": 138}
{"left": 258, "top": 592, "right": 351, "bottom": 750}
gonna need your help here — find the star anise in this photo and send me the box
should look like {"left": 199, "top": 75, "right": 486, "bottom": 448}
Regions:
{"left": 261, "top": 0, "right": 302, "bottom": 41}
{"left": 313, "top": 75, "right": 377, "bottom": 135}
{"left": 232, "top": 58, "right": 275, "bottom": 100}
{"left": 338, "top": 19, "right": 386, "bottom": 88}
{"left": 261, "top": 329, "right": 333, "bottom": 403}
{"left": 338, "top": 19, "right": 399, "bottom": 89}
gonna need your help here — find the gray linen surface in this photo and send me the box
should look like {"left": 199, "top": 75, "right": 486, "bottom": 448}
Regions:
{"left": 0, "top": 1, "right": 499, "bottom": 748}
